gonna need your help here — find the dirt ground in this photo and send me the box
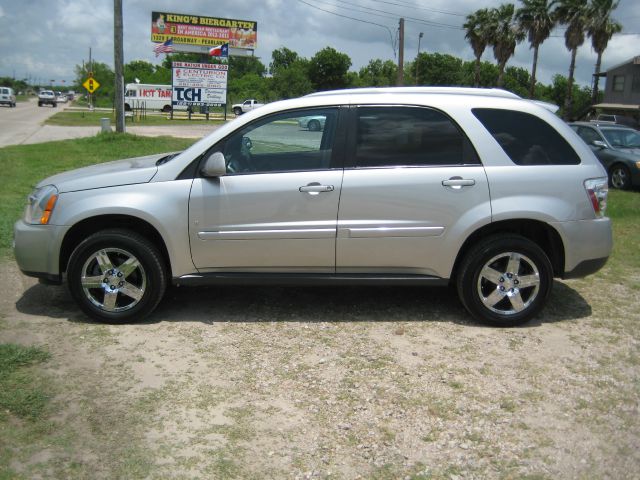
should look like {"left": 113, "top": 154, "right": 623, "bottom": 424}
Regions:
{"left": 1, "top": 259, "right": 639, "bottom": 479}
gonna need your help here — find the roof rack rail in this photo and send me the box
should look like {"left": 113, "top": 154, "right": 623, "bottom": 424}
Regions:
{"left": 306, "top": 87, "right": 521, "bottom": 99}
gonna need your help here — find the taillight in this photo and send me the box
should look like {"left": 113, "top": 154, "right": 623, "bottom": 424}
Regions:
{"left": 584, "top": 178, "right": 608, "bottom": 218}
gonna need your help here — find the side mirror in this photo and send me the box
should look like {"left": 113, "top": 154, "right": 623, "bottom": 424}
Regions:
{"left": 201, "top": 151, "right": 226, "bottom": 177}
{"left": 592, "top": 140, "right": 607, "bottom": 149}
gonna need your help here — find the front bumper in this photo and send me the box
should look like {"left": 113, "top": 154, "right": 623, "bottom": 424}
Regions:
{"left": 13, "top": 220, "right": 69, "bottom": 283}
{"left": 551, "top": 217, "right": 612, "bottom": 279}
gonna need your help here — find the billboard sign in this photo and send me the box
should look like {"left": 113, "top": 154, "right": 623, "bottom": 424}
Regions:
{"left": 171, "top": 62, "right": 228, "bottom": 107}
{"left": 152, "top": 12, "right": 257, "bottom": 50}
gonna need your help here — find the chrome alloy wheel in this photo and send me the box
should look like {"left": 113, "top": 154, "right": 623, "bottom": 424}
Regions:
{"left": 476, "top": 252, "right": 540, "bottom": 316}
{"left": 80, "top": 248, "right": 147, "bottom": 312}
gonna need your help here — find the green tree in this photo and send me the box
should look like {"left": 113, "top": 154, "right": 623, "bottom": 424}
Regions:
{"left": 228, "top": 55, "right": 266, "bottom": 80}
{"left": 269, "top": 47, "right": 300, "bottom": 75}
{"left": 358, "top": 59, "right": 397, "bottom": 87}
{"left": 515, "top": 0, "right": 555, "bottom": 97}
{"left": 409, "top": 53, "right": 464, "bottom": 86}
{"left": 487, "top": 4, "right": 525, "bottom": 88}
{"left": 464, "top": 8, "right": 493, "bottom": 87}
{"left": 503, "top": 66, "right": 532, "bottom": 97}
{"left": 460, "top": 60, "right": 500, "bottom": 87}
{"left": 587, "top": 0, "right": 622, "bottom": 104}
{"left": 308, "top": 47, "right": 352, "bottom": 91}
{"left": 124, "top": 60, "right": 155, "bottom": 84}
{"left": 553, "top": 0, "right": 589, "bottom": 120}
{"left": 272, "top": 60, "right": 313, "bottom": 99}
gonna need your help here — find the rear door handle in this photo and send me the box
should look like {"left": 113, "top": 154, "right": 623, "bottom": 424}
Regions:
{"left": 299, "top": 183, "right": 334, "bottom": 195}
{"left": 442, "top": 177, "right": 475, "bottom": 189}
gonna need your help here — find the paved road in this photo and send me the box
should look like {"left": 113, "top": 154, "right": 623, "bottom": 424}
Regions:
{"left": 0, "top": 98, "right": 62, "bottom": 147}
{"left": 0, "top": 99, "right": 221, "bottom": 148}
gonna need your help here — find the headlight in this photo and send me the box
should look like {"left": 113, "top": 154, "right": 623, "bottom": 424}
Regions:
{"left": 24, "top": 185, "right": 58, "bottom": 225}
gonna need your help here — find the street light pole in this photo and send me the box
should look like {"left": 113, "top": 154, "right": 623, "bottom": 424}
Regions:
{"left": 416, "top": 32, "right": 424, "bottom": 85}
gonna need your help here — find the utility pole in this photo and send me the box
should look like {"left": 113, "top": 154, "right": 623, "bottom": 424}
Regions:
{"left": 114, "top": 0, "right": 125, "bottom": 133}
{"left": 88, "top": 47, "right": 93, "bottom": 111}
{"left": 396, "top": 18, "right": 404, "bottom": 86}
{"left": 415, "top": 32, "right": 423, "bottom": 85}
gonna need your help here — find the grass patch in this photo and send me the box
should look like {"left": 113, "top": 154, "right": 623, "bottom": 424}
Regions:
{"left": 603, "top": 190, "right": 640, "bottom": 274}
{"left": 0, "top": 133, "right": 196, "bottom": 258}
{"left": 45, "top": 110, "right": 226, "bottom": 127}
{"left": 0, "top": 343, "right": 51, "bottom": 420}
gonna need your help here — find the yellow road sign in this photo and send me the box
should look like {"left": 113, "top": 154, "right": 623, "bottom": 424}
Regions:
{"left": 83, "top": 77, "right": 100, "bottom": 93}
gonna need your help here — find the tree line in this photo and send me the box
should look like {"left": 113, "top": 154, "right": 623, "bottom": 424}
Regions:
{"left": 464, "top": 0, "right": 621, "bottom": 119}
{"left": 72, "top": 45, "right": 593, "bottom": 118}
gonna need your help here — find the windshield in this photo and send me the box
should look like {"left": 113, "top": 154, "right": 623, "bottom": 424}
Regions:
{"left": 602, "top": 128, "right": 640, "bottom": 148}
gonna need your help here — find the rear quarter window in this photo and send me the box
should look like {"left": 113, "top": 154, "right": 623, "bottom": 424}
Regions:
{"left": 472, "top": 108, "right": 581, "bottom": 165}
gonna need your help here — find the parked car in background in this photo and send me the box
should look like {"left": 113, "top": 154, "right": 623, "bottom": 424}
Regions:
{"left": 0, "top": 86, "right": 16, "bottom": 107}
{"left": 14, "top": 87, "right": 612, "bottom": 327}
{"left": 596, "top": 114, "right": 639, "bottom": 129}
{"left": 570, "top": 121, "right": 640, "bottom": 190}
{"left": 56, "top": 92, "right": 68, "bottom": 103}
{"left": 297, "top": 115, "right": 326, "bottom": 131}
{"left": 38, "top": 90, "right": 57, "bottom": 107}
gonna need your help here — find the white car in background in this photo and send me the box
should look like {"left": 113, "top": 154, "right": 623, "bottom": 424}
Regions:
{"left": 297, "top": 115, "right": 325, "bottom": 131}
{"left": 56, "top": 92, "right": 68, "bottom": 103}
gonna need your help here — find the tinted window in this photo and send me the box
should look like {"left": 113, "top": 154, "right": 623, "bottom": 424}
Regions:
{"left": 354, "top": 107, "right": 474, "bottom": 167}
{"left": 576, "top": 127, "right": 602, "bottom": 145}
{"left": 473, "top": 108, "right": 581, "bottom": 165}
{"left": 220, "top": 108, "right": 338, "bottom": 174}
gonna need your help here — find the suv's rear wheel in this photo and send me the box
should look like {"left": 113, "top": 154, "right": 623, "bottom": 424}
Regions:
{"left": 67, "top": 229, "right": 167, "bottom": 323}
{"left": 456, "top": 235, "right": 553, "bottom": 327}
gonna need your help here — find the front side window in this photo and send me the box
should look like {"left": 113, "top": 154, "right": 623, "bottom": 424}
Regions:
{"left": 473, "top": 108, "right": 581, "bottom": 165}
{"left": 354, "top": 106, "right": 474, "bottom": 167}
{"left": 220, "top": 108, "right": 339, "bottom": 174}
{"left": 576, "top": 127, "right": 603, "bottom": 145}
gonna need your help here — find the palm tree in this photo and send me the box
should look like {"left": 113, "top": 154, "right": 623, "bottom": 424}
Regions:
{"left": 487, "top": 4, "right": 525, "bottom": 88}
{"left": 553, "top": 0, "right": 589, "bottom": 120}
{"left": 587, "top": 0, "right": 622, "bottom": 104}
{"left": 516, "top": 0, "right": 555, "bottom": 98}
{"left": 464, "top": 8, "right": 492, "bottom": 87}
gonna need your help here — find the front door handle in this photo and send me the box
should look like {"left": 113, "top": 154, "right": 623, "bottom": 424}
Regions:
{"left": 442, "top": 177, "right": 475, "bottom": 189}
{"left": 299, "top": 183, "right": 334, "bottom": 195}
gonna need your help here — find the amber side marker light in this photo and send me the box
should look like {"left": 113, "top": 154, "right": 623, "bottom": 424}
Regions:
{"left": 40, "top": 194, "right": 58, "bottom": 224}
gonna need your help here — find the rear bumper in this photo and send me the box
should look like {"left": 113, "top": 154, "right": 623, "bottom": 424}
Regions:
{"left": 551, "top": 217, "right": 612, "bottom": 279}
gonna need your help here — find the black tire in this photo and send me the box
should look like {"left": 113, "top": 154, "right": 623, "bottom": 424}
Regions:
{"left": 456, "top": 234, "right": 553, "bottom": 327}
{"left": 124, "top": 103, "right": 131, "bottom": 112}
{"left": 67, "top": 229, "right": 167, "bottom": 323}
{"left": 609, "top": 164, "right": 631, "bottom": 190}
{"left": 162, "top": 105, "right": 172, "bottom": 113}
{"left": 52, "top": 102, "right": 57, "bottom": 108}
{"left": 308, "top": 119, "right": 321, "bottom": 131}
{"left": 233, "top": 107, "right": 242, "bottom": 116}
{"left": 38, "top": 102, "right": 42, "bottom": 107}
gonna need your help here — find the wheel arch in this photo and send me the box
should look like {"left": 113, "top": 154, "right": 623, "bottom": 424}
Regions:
{"left": 451, "top": 219, "right": 565, "bottom": 282}
{"left": 59, "top": 214, "right": 172, "bottom": 277}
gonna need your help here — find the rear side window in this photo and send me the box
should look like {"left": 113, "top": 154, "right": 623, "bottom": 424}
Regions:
{"left": 354, "top": 106, "right": 478, "bottom": 167}
{"left": 473, "top": 108, "right": 580, "bottom": 165}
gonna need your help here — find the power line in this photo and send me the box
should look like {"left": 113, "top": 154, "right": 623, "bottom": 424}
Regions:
{"left": 334, "top": 0, "right": 463, "bottom": 29}
{"left": 359, "top": 0, "right": 467, "bottom": 17}
{"left": 296, "top": 0, "right": 397, "bottom": 51}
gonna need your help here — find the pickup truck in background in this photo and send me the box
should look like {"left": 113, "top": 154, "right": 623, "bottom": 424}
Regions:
{"left": 38, "top": 90, "right": 57, "bottom": 108}
{"left": 232, "top": 99, "right": 264, "bottom": 115}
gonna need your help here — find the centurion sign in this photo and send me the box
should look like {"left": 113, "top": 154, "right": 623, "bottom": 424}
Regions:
{"left": 171, "top": 62, "right": 228, "bottom": 108}
{"left": 151, "top": 11, "right": 257, "bottom": 54}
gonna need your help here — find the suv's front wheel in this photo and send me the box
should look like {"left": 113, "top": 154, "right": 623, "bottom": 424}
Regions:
{"left": 67, "top": 229, "right": 167, "bottom": 323}
{"left": 456, "top": 235, "right": 553, "bottom": 327}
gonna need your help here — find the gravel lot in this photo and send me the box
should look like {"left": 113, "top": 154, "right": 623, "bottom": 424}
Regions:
{"left": 2, "top": 258, "right": 639, "bottom": 479}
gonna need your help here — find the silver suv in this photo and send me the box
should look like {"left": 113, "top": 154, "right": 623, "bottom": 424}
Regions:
{"left": 13, "top": 88, "right": 612, "bottom": 326}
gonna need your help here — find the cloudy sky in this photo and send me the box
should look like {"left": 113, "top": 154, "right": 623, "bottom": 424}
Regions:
{"left": 0, "top": 0, "right": 638, "bottom": 88}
